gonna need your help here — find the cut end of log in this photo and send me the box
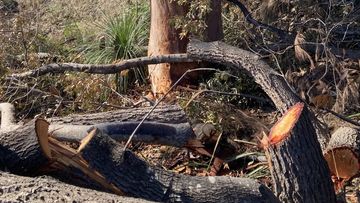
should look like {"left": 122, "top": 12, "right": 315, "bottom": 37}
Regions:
{"left": 324, "top": 127, "right": 360, "bottom": 181}
{"left": 324, "top": 148, "right": 359, "bottom": 179}
{"left": 77, "top": 128, "right": 98, "bottom": 153}
{"left": 35, "top": 118, "right": 51, "bottom": 159}
{"left": 261, "top": 102, "right": 304, "bottom": 148}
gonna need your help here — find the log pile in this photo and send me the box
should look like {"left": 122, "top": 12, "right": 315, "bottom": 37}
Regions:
{"left": 0, "top": 103, "right": 279, "bottom": 203}
{"left": 2, "top": 39, "right": 359, "bottom": 202}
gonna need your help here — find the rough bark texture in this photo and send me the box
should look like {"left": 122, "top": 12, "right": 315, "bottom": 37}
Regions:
{"left": 47, "top": 104, "right": 195, "bottom": 146}
{"left": 48, "top": 104, "right": 188, "bottom": 125}
{"left": 187, "top": 40, "right": 336, "bottom": 202}
{"left": 0, "top": 120, "right": 47, "bottom": 175}
{"left": 50, "top": 122, "right": 195, "bottom": 147}
{"left": 0, "top": 104, "right": 194, "bottom": 174}
{"left": 0, "top": 106, "right": 278, "bottom": 202}
{"left": 324, "top": 127, "right": 360, "bottom": 179}
{"left": 148, "top": 0, "right": 194, "bottom": 96}
{"left": 80, "top": 128, "right": 279, "bottom": 203}
{"left": 0, "top": 172, "right": 155, "bottom": 203}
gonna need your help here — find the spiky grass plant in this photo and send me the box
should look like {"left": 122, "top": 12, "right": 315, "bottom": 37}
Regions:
{"left": 82, "top": 4, "right": 149, "bottom": 93}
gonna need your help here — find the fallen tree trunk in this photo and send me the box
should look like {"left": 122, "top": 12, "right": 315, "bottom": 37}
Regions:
{"left": 51, "top": 122, "right": 194, "bottom": 147}
{"left": 0, "top": 119, "right": 47, "bottom": 174}
{"left": 48, "top": 104, "right": 189, "bottom": 124}
{"left": 1, "top": 103, "right": 195, "bottom": 147}
{"left": 187, "top": 40, "right": 336, "bottom": 202}
{"left": 0, "top": 117, "right": 280, "bottom": 203}
{"left": 0, "top": 172, "right": 155, "bottom": 203}
{"left": 37, "top": 118, "right": 280, "bottom": 203}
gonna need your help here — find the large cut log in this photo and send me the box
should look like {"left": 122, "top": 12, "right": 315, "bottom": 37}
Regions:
{"left": 48, "top": 104, "right": 196, "bottom": 146}
{"left": 0, "top": 120, "right": 47, "bottom": 174}
{"left": 72, "top": 128, "right": 280, "bottom": 203}
{"left": 51, "top": 122, "right": 194, "bottom": 147}
{"left": 0, "top": 172, "right": 155, "bottom": 203}
{"left": 48, "top": 104, "right": 188, "bottom": 124}
{"left": 0, "top": 116, "right": 278, "bottom": 202}
{"left": 324, "top": 127, "right": 360, "bottom": 180}
{"left": 187, "top": 40, "right": 336, "bottom": 202}
{"left": 0, "top": 104, "right": 191, "bottom": 174}
{"left": 1, "top": 103, "right": 196, "bottom": 147}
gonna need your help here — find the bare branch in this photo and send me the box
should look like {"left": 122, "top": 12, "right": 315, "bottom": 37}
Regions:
{"left": 8, "top": 54, "right": 195, "bottom": 79}
{"left": 226, "top": 0, "right": 292, "bottom": 40}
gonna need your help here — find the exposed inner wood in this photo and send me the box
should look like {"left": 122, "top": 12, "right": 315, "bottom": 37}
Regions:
{"left": 35, "top": 119, "right": 125, "bottom": 196}
{"left": 324, "top": 127, "right": 360, "bottom": 180}
{"left": 324, "top": 148, "right": 359, "bottom": 179}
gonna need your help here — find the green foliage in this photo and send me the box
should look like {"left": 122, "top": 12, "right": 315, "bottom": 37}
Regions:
{"left": 81, "top": 4, "right": 150, "bottom": 93}
{"left": 200, "top": 71, "right": 265, "bottom": 106}
{"left": 173, "top": 0, "right": 212, "bottom": 38}
{"left": 63, "top": 23, "right": 82, "bottom": 42}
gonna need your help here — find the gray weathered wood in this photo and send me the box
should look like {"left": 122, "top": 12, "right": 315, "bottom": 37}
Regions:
{"left": 47, "top": 104, "right": 195, "bottom": 146}
{"left": 0, "top": 172, "right": 155, "bottom": 203}
{"left": 80, "top": 128, "right": 280, "bottom": 203}
{"left": 51, "top": 121, "right": 194, "bottom": 147}
{"left": 48, "top": 104, "right": 188, "bottom": 124}
{"left": 0, "top": 120, "right": 47, "bottom": 174}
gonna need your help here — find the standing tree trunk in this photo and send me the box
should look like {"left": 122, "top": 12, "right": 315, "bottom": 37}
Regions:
{"left": 204, "top": 0, "right": 224, "bottom": 42}
{"left": 148, "top": 0, "right": 223, "bottom": 97}
{"left": 148, "top": 0, "right": 189, "bottom": 96}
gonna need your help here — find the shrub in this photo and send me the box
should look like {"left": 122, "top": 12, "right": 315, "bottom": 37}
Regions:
{"left": 81, "top": 4, "right": 150, "bottom": 93}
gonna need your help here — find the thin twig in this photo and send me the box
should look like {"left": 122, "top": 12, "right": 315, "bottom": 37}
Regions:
{"left": 207, "top": 131, "right": 223, "bottom": 171}
{"left": 226, "top": 0, "right": 292, "bottom": 39}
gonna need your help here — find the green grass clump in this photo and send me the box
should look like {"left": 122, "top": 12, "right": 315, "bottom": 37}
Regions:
{"left": 81, "top": 4, "right": 150, "bottom": 93}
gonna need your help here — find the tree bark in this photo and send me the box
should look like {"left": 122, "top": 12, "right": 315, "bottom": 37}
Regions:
{"left": 0, "top": 119, "right": 279, "bottom": 203}
{"left": 0, "top": 119, "right": 47, "bottom": 174}
{"left": 48, "top": 104, "right": 188, "bottom": 124}
{"left": 0, "top": 172, "right": 155, "bottom": 203}
{"left": 148, "top": 0, "right": 191, "bottom": 96}
{"left": 50, "top": 122, "right": 195, "bottom": 147}
{"left": 48, "top": 104, "right": 196, "bottom": 146}
{"left": 1, "top": 103, "right": 195, "bottom": 147}
{"left": 187, "top": 40, "right": 336, "bottom": 203}
{"left": 78, "top": 128, "right": 280, "bottom": 203}
{"left": 8, "top": 54, "right": 194, "bottom": 79}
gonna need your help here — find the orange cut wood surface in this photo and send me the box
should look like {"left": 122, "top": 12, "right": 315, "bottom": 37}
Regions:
{"left": 265, "top": 102, "right": 304, "bottom": 147}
